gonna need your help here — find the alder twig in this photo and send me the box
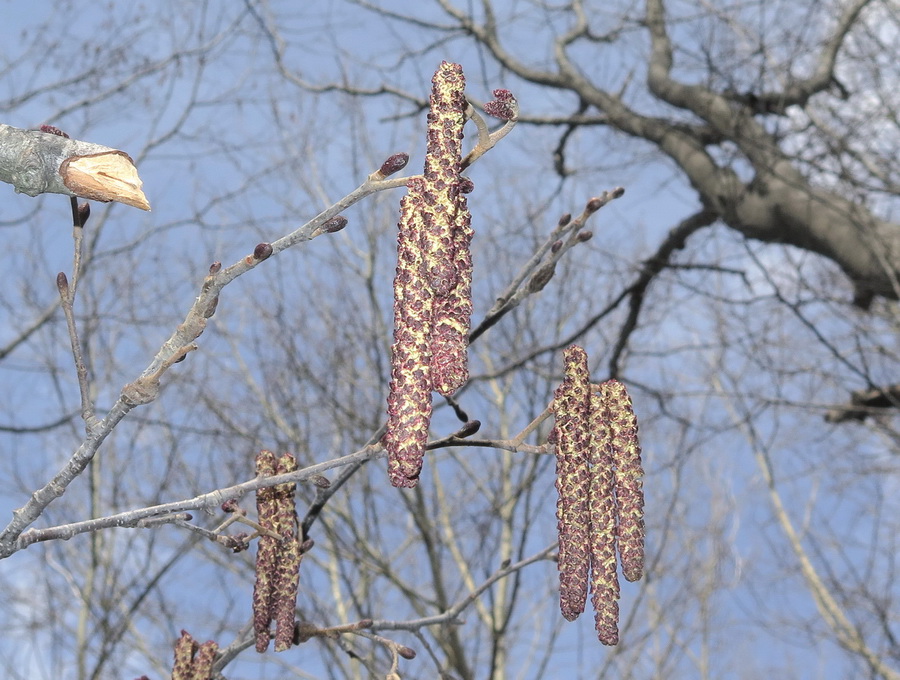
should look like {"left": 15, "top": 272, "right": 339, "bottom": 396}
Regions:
{"left": 10, "top": 444, "right": 383, "bottom": 552}
{"left": 369, "top": 543, "right": 557, "bottom": 631}
{"left": 0, "top": 158, "right": 415, "bottom": 557}
{"left": 470, "top": 188, "right": 624, "bottom": 343}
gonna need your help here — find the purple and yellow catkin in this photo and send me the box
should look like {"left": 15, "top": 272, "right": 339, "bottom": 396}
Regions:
{"left": 385, "top": 62, "right": 473, "bottom": 483}
{"left": 271, "top": 453, "right": 301, "bottom": 652}
{"left": 172, "top": 631, "right": 197, "bottom": 680}
{"left": 423, "top": 62, "right": 472, "bottom": 396}
{"left": 191, "top": 641, "right": 219, "bottom": 679}
{"left": 252, "top": 450, "right": 279, "bottom": 652}
{"left": 385, "top": 178, "right": 434, "bottom": 488}
{"left": 430, "top": 199, "right": 473, "bottom": 396}
{"left": 420, "top": 61, "right": 468, "bottom": 298}
{"left": 589, "top": 389, "right": 620, "bottom": 645}
{"left": 602, "top": 379, "right": 645, "bottom": 583}
{"left": 554, "top": 345, "right": 592, "bottom": 621}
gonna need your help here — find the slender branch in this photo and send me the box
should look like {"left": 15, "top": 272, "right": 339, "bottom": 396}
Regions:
{"left": 369, "top": 543, "right": 557, "bottom": 631}
{"left": 0, "top": 164, "right": 412, "bottom": 558}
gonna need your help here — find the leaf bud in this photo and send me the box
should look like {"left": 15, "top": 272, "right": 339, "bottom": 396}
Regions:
{"left": 56, "top": 272, "right": 68, "bottom": 295}
{"left": 39, "top": 124, "right": 69, "bottom": 138}
{"left": 379, "top": 152, "right": 410, "bottom": 177}
{"left": 311, "top": 475, "right": 331, "bottom": 488}
{"left": 208, "top": 261, "right": 222, "bottom": 275}
{"left": 551, "top": 239, "right": 563, "bottom": 253}
{"left": 253, "top": 242, "right": 273, "bottom": 261}
{"left": 398, "top": 646, "right": 417, "bottom": 660}
{"left": 78, "top": 202, "right": 91, "bottom": 226}
{"left": 577, "top": 231, "right": 593, "bottom": 242}
{"left": 321, "top": 215, "right": 348, "bottom": 233}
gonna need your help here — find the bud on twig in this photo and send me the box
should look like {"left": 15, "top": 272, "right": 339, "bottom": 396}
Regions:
{"left": 379, "top": 152, "right": 410, "bottom": 177}
{"left": 253, "top": 242, "right": 273, "bottom": 261}
{"left": 321, "top": 215, "right": 348, "bottom": 233}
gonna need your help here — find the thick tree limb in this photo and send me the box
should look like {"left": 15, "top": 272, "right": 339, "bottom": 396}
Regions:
{"left": 0, "top": 123, "right": 150, "bottom": 210}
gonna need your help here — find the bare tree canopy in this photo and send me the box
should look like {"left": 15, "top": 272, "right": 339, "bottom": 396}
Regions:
{"left": 0, "top": 1, "right": 897, "bottom": 679}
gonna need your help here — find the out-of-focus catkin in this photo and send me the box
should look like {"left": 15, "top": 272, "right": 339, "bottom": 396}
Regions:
{"left": 252, "top": 451, "right": 303, "bottom": 652}
{"left": 271, "top": 453, "right": 301, "bottom": 651}
{"left": 252, "top": 450, "right": 278, "bottom": 652}
{"left": 553, "top": 345, "right": 592, "bottom": 621}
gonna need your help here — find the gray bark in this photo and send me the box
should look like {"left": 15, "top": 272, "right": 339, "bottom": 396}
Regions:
{"left": 0, "top": 123, "right": 114, "bottom": 199}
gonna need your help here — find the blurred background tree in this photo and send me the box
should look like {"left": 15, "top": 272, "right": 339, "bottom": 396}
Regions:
{"left": 0, "top": 1, "right": 896, "bottom": 678}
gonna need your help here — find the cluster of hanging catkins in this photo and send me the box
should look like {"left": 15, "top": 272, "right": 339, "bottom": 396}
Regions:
{"left": 170, "top": 630, "right": 218, "bottom": 680}
{"left": 553, "top": 345, "right": 645, "bottom": 646}
{"left": 252, "top": 450, "right": 303, "bottom": 652}
{"left": 383, "top": 61, "right": 475, "bottom": 488}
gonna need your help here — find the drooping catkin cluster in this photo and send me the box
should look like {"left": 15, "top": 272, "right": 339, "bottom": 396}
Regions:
{"left": 384, "top": 61, "right": 473, "bottom": 488}
{"left": 252, "top": 450, "right": 302, "bottom": 652}
{"left": 171, "top": 630, "right": 218, "bottom": 680}
{"left": 552, "top": 346, "right": 645, "bottom": 645}
{"left": 554, "top": 346, "right": 592, "bottom": 621}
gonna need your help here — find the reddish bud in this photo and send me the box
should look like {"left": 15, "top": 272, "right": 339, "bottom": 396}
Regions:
{"left": 379, "top": 152, "right": 410, "bottom": 177}
{"left": 224, "top": 532, "right": 250, "bottom": 552}
{"left": 558, "top": 213, "right": 572, "bottom": 227}
{"left": 577, "top": 231, "right": 593, "bottom": 242}
{"left": 585, "top": 197, "right": 604, "bottom": 213}
{"left": 40, "top": 124, "right": 69, "bottom": 138}
{"left": 398, "top": 646, "right": 417, "bottom": 660}
{"left": 611, "top": 186, "right": 625, "bottom": 198}
{"left": 78, "top": 202, "right": 91, "bottom": 226}
{"left": 56, "top": 272, "right": 69, "bottom": 295}
{"left": 456, "top": 420, "right": 481, "bottom": 438}
{"left": 311, "top": 475, "right": 331, "bottom": 488}
{"left": 321, "top": 216, "right": 347, "bottom": 233}
{"left": 253, "top": 242, "right": 273, "bottom": 261}
{"left": 356, "top": 618, "right": 374, "bottom": 629}
{"left": 221, "top": 499, "right": 240, "bottom": 513}
{"left": 299, "top": 538, "right": 315, "bottom": 553}
{"left": 551, "top": 240, "right": 563, "bottom": 253}
{"left": 208, "top": 262, "right": 222, "bottom": 275}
